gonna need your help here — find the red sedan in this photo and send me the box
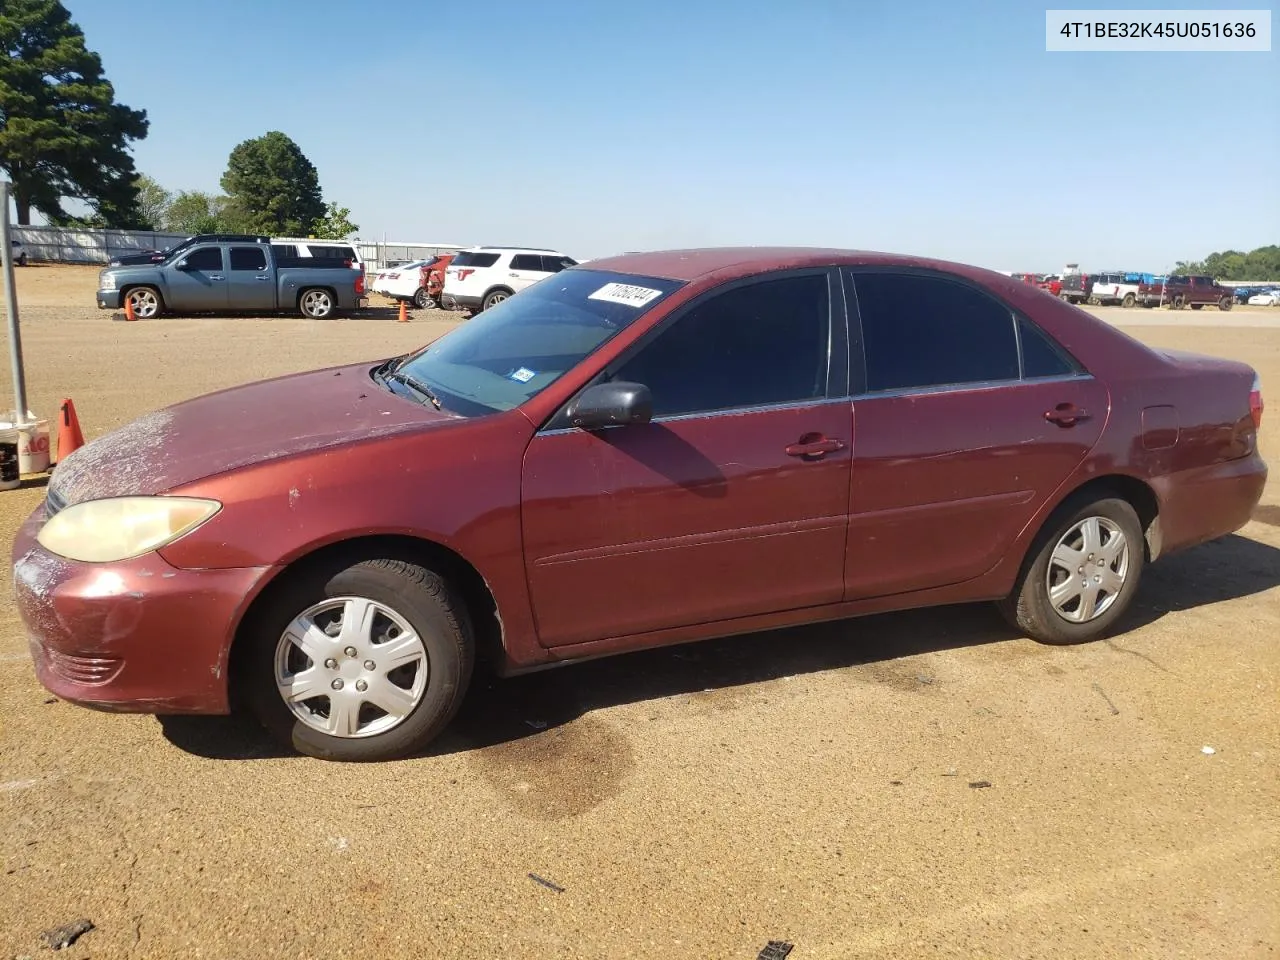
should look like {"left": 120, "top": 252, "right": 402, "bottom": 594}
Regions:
{"left": 13, "top": 248, "right": 1266, "bottom": 761}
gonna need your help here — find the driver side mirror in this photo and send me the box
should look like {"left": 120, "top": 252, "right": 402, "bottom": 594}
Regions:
{"left": 175, "top": 259, "right": 191, "bottom": 270}
{"left": 569, "top": 381, "right": 652, "bottom": 431}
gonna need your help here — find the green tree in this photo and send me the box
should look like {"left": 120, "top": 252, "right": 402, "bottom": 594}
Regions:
{"left": 311, "top": 201, "right": 358, "bottom": 239}
{"left": 163, "top": 190, "right": 227, "bottom": 234}
{"left": 134, "top": 174, "right": 171, "bottom": 230}
{"left": 220, "top": 131, "right": 325, "bottom": 235}
{"left": 1175, "top": 245, "right": 1280, "bottom": 280}
{"left": 0, "top": 0, "right": 149, "bottom": 225}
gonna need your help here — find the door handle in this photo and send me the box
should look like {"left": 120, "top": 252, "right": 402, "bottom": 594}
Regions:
{"left": 209, "top": 275, "right": 225, "bottom": 281}
{"left": 785, "top": 433, "right": 846, "bottom": 459}
{"left": 509, "top": 272, "right": 519, "bottom": 277}
{"left": 1044, "top": 403, "right": 1091, "bottom": 427}
{"left": 254, "top": 275, "right": 270, "bottom": 281}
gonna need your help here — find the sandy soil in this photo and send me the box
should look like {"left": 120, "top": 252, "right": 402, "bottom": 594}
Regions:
{"left": 0, "top": 265, "right": 1276, "bottom": 959}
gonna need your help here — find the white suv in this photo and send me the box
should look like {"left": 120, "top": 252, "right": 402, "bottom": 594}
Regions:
{"left": 443, "top": 246, "right": 577, "bottom": 313}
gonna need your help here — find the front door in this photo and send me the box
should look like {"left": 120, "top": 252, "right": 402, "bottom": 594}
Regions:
{"left": 841, "top": 268, "right": 1108, "bottom": 598}
{"left": 521, "top": 270, "right": 853, "bottom": 648}
{"left": 165, "top": 244, "right": 228, "bottom": 311}
{"left": 226, "top": 245, "right": 276, "bottom": 310}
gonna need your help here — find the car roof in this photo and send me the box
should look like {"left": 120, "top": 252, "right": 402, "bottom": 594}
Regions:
{"left": 580, "top": 247, "right": 1010, "bottom": 284}
{"left": 468, "top": 246, "right": 561, "bottom": 254}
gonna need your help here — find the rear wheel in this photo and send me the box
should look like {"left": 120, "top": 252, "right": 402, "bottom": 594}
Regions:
{"left": 1121, "top": 293, "right": 1135, "bottom": 308}
{"left": 244, "top": 558, "right": 474, "bottom": 761}
{"left": 481, "top": 288, "right": 512, "bottom": 311}
{"left": 300, "top": 288, "right": 335, "bottom": 319}
{"left": 126, "top": 286, "right": 163, "bottom": 319}
{"left": 998, "top": 495, "right": 1145, "bottom": 645}
{"left": 413, "top": 287, "right": 435, "bottom": 310}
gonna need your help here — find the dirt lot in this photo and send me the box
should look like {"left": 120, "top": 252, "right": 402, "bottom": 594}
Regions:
{"left": 1, "top": 265, "right": 1277, "bottom": 959}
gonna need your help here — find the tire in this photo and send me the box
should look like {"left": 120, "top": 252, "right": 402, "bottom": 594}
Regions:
{"left": 413, "top": 287, "right": 436, "bottom": 310}
{"left": 299, "top": 288, "right": 335, "bottom": 319}
{"left": 1218, "top": 296, "right": 1233, "bottom": 311}
{"left": 1121, "top": 293, "right": 1135, "bottom": 308}
{"left": 243, "top": 557, "right": 474, "bottom": 761}
{"left": 125, "top": 286, "right": 163, "bottom": 319}
{"left": 1059, "top": 293, "right": 1071, "bottom": 302}
{"left": 1170, "top": 294, "right": 1185, "bottom": 310}
{"left": 481, "top": 288, "right": 512, "bottom": 311}
{"left": 997, "top": 495, "right": 1145, "bottom": 645}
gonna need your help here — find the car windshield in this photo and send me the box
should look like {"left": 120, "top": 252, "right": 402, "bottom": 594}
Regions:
{"left": 384, "top": 269, "right": 685, "bottom": 417}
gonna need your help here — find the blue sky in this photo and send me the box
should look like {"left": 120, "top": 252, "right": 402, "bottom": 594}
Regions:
{"left": 62, "top": 0, "right": 1278, "bottom": 271}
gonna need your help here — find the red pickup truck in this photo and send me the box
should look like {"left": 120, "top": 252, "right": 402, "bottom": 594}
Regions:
{"left": 1137, "top": 275, "right": 1234, "bottom": 311}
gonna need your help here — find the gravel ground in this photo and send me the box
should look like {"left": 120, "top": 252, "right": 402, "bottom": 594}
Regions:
{"left": 0, "top": 265, "right": 1277, "bottom": 959}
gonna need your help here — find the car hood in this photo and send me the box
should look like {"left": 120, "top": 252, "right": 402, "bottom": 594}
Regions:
{"left": 50, "top": 362, "right": 452, "bottom": 506}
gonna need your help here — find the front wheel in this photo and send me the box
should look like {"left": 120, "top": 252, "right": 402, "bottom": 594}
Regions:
{"left": 244, "top": 558, "right": 474, "bottom": 761}
{"left": 1218, "top": 296, "right": 1233, "bottom": 311}
{"left": 997, "top": 496, "right": 1145, "bottom": 645}
{"left": 1170, "top": 294, "right": 1185, "bottom": 310}
{"left": 126, "top": 286, "right": 163, "bottom": 319}
{"left": 299, "top": 288, "right": 335, "bottom": 319}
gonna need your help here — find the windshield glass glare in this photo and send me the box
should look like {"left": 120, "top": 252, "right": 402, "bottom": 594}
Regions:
{"left": 392, "top": 269, "right": 684, "bottom": 416}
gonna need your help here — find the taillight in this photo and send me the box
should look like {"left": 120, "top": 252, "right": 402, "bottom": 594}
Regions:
{"left": 1250, "top": 373, "right": 1263, "bottom": 429}
{"left": 355, "top": 272, "right": 365, "bottom": 296}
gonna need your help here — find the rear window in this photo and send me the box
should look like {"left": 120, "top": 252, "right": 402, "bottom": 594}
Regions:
{"left": 452, "top": 252, "right": 501, "bottom": 268}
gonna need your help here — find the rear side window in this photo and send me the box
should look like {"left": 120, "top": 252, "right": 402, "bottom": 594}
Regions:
{"left": 183, "top": 247, "right": 223, "bottom": 271}
{"left": 229, "top": 246, "right": 267, "bottom": 271}
{"left": 452, "top": 252, "right": 501, "bottom": 268}
{"left": 273, "top": 244, "right": 298, "bottom": 259}
{"left": 851, "top": 272, "right": 1019, "bottom": 392}
{"left": 611, "top": 274, "right": 830, "bottom": 418}
{"left": 542, "top": 255, "right": 575, "bottom": 272}
{"left": 312, "top": 245, "right": 355, "bottom": 260}
{"left": 510, "top": 254, "right": 545, "bottom": 271}
{"left": 1018, "top": 317, "right": 1081, "bottom": 378}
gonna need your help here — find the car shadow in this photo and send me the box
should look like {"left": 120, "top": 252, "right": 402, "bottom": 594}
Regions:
{"left": 157, "top": 532, "right": 1280, "bottom": 762}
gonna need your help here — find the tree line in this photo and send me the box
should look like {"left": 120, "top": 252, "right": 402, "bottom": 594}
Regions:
{"left": 1174, "top": 246, "right": 1280, "bottom": 281}
{"left": 0, "top": 0, "right": 356, "bottom": 238}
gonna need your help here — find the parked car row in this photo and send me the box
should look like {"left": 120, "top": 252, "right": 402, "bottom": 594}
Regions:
{"left": 370, "top": 245, "right": 580, "bottom": 315}
{"left": 1238, "top": 285, "right": 1280, "bottom": 306}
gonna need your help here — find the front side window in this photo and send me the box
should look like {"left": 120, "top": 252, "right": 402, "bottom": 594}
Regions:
{"left": 388, "top": 270, "right": 685, "bottom": 416}
{"left": 609, "top": 273, "right": 831, "bottom": 419}
{"left": 852, "top": 272, "right": 1019, "bottom": 392}
{"left": 183, "top": 247, "right": 223, "bottom": 271}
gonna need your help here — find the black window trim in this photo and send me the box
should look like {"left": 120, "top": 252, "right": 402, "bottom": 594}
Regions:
{"left": 841, "top": 265, "right": 1091, "bottom": 400}
{"left": 538, "top": 266, "right": 850, "bottom": 434}
{"left": 228, "top": 244, "right": 269, "bottom": 271}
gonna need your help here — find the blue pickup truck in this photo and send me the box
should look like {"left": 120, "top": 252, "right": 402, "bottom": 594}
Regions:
{"left": 96, "top": 239, "right": 366, "bottom": 319}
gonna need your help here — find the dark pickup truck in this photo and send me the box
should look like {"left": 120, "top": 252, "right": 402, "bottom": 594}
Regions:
{"left": 1136, "top": 275, "right": 1234, "bottom": 311}
{"left": 96, "top": 239, "right": 366, "bottom": 319}
{"left": 1058, "top": 272, "right": 1097, "bottom": 305}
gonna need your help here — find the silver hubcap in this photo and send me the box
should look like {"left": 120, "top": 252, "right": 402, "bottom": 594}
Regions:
{"left": 274, "top": 597, "right": 428, "bottom": 738}
{"left": 1046, "top": 516, "right": 1129, "bottom": 623}
{"left": 130, "top": 290, "right": 158, "bottom": 318}
{"left": 303, "top": 291, "right": 332, "bottom": 316}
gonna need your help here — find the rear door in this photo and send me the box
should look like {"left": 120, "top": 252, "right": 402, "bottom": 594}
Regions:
{"left": 226, "top": 245, "right": 275, "bottom": 310}
{"left": 165, "top": 244, "right": 228, "bottom": 311}
{"left": 842, "top": 268, "right": 1108, "bottom": 599}
{"left": 507, "top": 253, "right": 550, "bottom": 292}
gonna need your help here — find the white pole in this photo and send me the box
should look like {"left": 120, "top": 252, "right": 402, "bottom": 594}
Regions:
{"left": 0, "top": 182, "right": 28, "bottom": 420}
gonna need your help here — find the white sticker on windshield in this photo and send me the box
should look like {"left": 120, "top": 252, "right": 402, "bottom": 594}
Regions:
{"left": 587, "top": 282, "right": 664, "bottom": 307}
{"left": 509, "top": 367, "right": 536, "bottom": 383}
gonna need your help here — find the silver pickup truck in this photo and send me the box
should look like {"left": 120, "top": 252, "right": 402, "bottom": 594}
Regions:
{"left": 96, "top": 239, "right": 366, "bottom": 319}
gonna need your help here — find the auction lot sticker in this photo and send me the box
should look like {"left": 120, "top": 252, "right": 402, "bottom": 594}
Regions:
{"left": 588, "top": 283, "right": 665, "bottom": 307}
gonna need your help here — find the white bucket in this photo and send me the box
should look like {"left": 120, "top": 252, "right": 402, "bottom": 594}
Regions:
{"left": 0, "top": 425, "right": 19, "bottom": 491}
{"left": 17, "top": 418, "right": 50, "bottom": 474}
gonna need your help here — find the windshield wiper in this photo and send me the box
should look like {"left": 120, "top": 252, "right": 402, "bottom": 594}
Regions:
{"left": 387, "top": 370, "right": 442, "bottom": 410}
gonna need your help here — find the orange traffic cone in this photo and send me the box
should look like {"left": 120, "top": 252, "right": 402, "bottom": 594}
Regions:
{"left": 55, "top": 398, "right": 85, "bottom": 464}
{"left": 124, "top": 295, "right": 136, "bottom": 321}
{"left": 397, "top": 301, "right": 408, "bottom": 323}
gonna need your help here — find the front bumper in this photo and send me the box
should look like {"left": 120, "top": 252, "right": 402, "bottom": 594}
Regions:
{"left": 11, "top": 503, "right": 271, "bottom": 714}
{"left": 97, "top": 290, "right": 123, "bottom": 309}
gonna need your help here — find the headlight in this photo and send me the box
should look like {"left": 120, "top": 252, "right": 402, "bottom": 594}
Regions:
{"left": 37, "top": 496, "right": 221, "bottom": 563}
{"left": 100, "top": 273, "right": 117, "bottom": 291}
